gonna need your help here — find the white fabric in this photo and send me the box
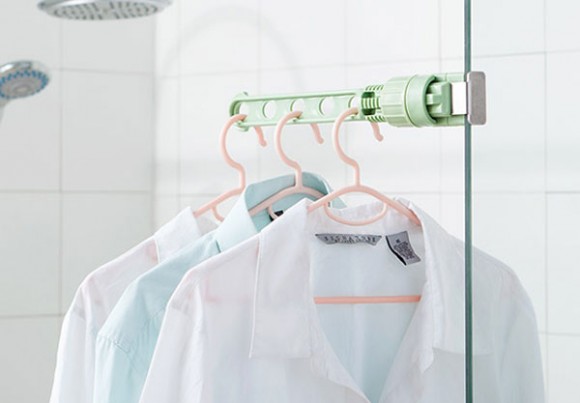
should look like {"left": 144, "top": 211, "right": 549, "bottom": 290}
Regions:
{"left": 49, "top": 208, "right": 215, "bottom": 403}
{"left": 140, "top": 199, "right": 544, "bottom": 403}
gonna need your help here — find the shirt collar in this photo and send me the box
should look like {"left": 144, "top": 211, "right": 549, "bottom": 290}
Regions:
{"left": 153, "top": 207, "right": 205, "bottom": 262}
{"left": 250, "top": 198, "right": 494, "bottom": 363}
{"left": 215, "top": 172, "right": 344, "bottom": 252}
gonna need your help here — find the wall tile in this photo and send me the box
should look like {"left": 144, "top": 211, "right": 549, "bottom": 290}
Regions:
{"left": 0, "top": 71, "right": 61, "bottom": 190}
{"left": 155, "top": 78, "right": 180, "bottom": 195}
{"left": 261, "top": 0, "right": 345, "bottom": 70}
{"left": 473, "top": 193, "right": 547, "bottom": 331}
{"left": 440, "top": 0, "right": 464, "bottom": 60}
{"left": 181, "top": 0, "right": 259, "bottom": 74}
{"left": 62, "top": 19, "right": 154, "bottom": 73}
{"left": 440, "top": 126, "right": 464, "bottom": 193}
{"left": 0, "top": 1, "right": 61, "bottom": 70}
{"left": 62, "top": 72, "right": 153, "bottom": 191}
{"left": 547, "top": 52, "right": 580, "bottom": 191}
{"left": 546, "top": 0, "right": 580, "bottom": 52}
{"left": 547, "top": 194, "right": 580, "bottom": 334}
{"left": 440, "top": 193, "right": 464, "bottom": 240}
{"left": 0, "top": 317, "right": 59, "bottom": 403}
{"left": 179, "top": 195, "right": 220, "bottom": 214}
{"left": 346, "top": 0, "right": 439, "bottom": 64}
{"left": 472, "top": 0, "right": 544, "bottom": 56}
{"left": 155, "top": 0, "right": 181, "bottom": 77}
{"left": 346, "top": 61, "right": 441, "bottom": 193}
{"left": 472, "top": 55, "right": 545, "bottom": 192}
{"left": 179, "top": 72, "right": 260, "bottom": 194}
{"left": 548, "top": 335, "right": 580, "bottom": 403}
{"left": 61, "top": 193, "right": 152, "bottom": 309}
{"left": 153, "top": 195, "right": 180, "bottom": 229}
{"left": 0, "top": 193, "right": 60, "bottom": 316}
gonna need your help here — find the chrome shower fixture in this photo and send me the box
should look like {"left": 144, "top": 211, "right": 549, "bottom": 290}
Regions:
{"left": 0, "top": 61, "right": 51, "bottom": 123}
{"left": 38, "top": 0, "right": 172, "bottom": 20}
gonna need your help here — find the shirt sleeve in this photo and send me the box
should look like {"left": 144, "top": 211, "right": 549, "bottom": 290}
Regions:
{"left": 497, "top": 275, "right": 546, "bottom": 403}
{"left": 139, "top": 305, "right": 205, "bottom": 403}
{"left": 93, "top": 335, "right": 148, "bottom": 403}
{"left": 49, "top": 309, "right": 95, "bottom": 403}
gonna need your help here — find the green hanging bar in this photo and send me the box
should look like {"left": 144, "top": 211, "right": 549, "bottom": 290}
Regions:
{"left": 229, "top": 72, "right": 486, "bottom": 130}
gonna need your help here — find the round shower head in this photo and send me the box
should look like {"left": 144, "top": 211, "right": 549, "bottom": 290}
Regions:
{"left": 0, "top": 61, "right": 50, "bottom": 102}
{"left": 38, "top": 0, "right": 171, "bottom": 20}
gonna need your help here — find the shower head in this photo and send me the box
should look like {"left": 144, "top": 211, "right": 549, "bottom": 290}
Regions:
{"left": 0, "top": 61, "right": 50, "bottom": 123}
{"left": 0, "top": 61, "right": 50, "bottom": 104}
{"left": 38, "top": 0, "right": 172, "bottom": 20}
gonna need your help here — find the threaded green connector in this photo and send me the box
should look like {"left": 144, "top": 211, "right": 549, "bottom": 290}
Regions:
{"left": 359, "top": 73, "right": 463, "bottom": 127}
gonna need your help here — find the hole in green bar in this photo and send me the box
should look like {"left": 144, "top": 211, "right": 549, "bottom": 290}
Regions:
{"left": 349, "top": 96, "right": 359, "bottom": 109}
{"left": 320, "top": 97, "right": 335, "bottom": 116}
{"left": 238, "top": 103, "right": 250, "bottom": 115}
{"left": 291, "top": 99, "right": 305, "bottom": 113}
{"left": 262, "top": 101, "right": 276, "bottom": 119}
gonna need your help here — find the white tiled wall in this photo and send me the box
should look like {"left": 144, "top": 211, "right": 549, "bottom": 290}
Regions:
{"left": 0, "top": 3, "right": 155, "bottom": 403}
{"left": 1, "top": 0, "right": 578, "bottom": 402}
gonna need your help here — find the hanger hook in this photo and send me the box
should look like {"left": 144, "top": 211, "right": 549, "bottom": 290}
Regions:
{"left": 333, "top": 107, "right": 383, "bottom": 186}
{"left": 275, "top": 110, "right": 323, "bottom": 188}
{"left": 220, "top": 114, "right": 267, "bottom": 189}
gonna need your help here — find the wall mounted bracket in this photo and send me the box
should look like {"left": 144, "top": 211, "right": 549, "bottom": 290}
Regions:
{"left": 229, "top": 71, "right": 486, "bottom": 130}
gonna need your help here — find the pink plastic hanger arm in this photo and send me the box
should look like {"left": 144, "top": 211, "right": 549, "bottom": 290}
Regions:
{"left": 194, "top": 114, "right": 266, "bottom": 221}
{"left": 307, "top": 107, "right": 421, "bottom": 305}
{"left": 248, "top": 111, "right": 326, "bottom": 218}
{"left": 314, "top": 295, "right": 421, "bottom": 304}
{"left": 307, "top": 107, "right": 421, "bottom": 227}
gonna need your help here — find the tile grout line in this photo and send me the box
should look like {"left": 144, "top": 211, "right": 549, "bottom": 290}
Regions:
{"left": 57, "top": 67, "right": 154, "bottom": 77}
{"left": 150, "top": 9, "right": 158, "bottom": 232}
{"left": 257, "top": 0, "right": 263, "bottom": 182}
{"left": 343, "top": 0, "right": 348, "bottom": 187}
{"left": 543, "top": 0, "right": 550, "bottom": 396}
{"left": 0, "top": 314, "right": 62, "bottom": 320}
{"left": 58, "top": 16, "right": 65, "bottom": 317}
{"left": 163, "top": 185, "right": 580, "bottom": 199}
{"left": 154, "top": 48, "right": 580, "bottom": 80}
{"left": 437, "top": 0, "right": 444, "bottom": 222}
{"left": 176, "top": 0, "right": 183, "bottom": 208}
{"left": 545, "top": 331, "right": 580, "bottom": 338}
{"left": 0, "top": 190, "right": 154, "bottom": 195}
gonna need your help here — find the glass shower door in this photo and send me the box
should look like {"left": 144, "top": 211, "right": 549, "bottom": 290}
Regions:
{"left": 470, "top": 0, "right": 577, "bottom": 402}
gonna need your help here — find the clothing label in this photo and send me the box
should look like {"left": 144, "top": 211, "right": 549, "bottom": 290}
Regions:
{"left": 386, "top": 231, "right": 421, "bottom": 266}
{"left": 315, "top": 233, "right": 382, "bottom": 246}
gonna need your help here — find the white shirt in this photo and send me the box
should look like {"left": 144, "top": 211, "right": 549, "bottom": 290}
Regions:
{"left": 139, "top": 199, "right": 545, "bottom": 403}
{"left": 49, "top": 208, "right": 215, "bottom": 403}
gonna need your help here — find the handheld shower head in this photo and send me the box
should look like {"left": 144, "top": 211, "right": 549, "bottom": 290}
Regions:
{"left": 0, "top": 61, "right": 50, "bottom": 102}
{"left": 38, "top": 0, "right": 172, "bottom": 20}
{"left": 0, "top": 61, "right": 51, "bottom": 123}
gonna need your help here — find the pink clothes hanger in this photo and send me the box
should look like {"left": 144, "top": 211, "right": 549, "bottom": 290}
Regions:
{"left": 308, "top": 107, "right": 421, "bottom": 227}
{"left": 309, "top": 107, "right": 422, "bottom": 305}
{"left": 194, "top": 114, "right": 267, "bottom": 221}
{"left": 248, "top": 110, "right": 326, "bottom": 219}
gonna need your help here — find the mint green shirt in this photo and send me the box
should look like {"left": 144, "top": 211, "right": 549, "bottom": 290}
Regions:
{"left": 93, "top": 173, "right": 342, "bottom": 403}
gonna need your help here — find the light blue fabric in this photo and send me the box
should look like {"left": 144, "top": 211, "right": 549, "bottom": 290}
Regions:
{"left": 93, "top": 173, "right": 343, "bottom": 403}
